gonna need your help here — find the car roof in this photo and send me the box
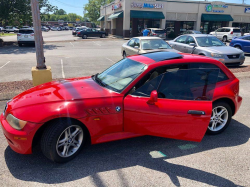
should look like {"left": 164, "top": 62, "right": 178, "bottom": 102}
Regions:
{"left": 132, "top": 36, "right": 162, "bottom": 40}
{"left": 180, "top": 34, "right": 214, "bottom": 38}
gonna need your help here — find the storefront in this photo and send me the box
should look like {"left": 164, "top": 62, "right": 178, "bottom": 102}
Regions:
{"left": 99, "top": 0, "right": 250, "bottom": 38}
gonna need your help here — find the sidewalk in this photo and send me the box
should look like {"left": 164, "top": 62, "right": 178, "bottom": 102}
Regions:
{"left": 1, "top": 66, "right": 249, "bottom": 101}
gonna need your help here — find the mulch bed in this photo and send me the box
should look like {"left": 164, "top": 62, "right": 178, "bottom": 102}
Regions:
{"left": 0, "top": 66, "right": 249, "bottom": 100}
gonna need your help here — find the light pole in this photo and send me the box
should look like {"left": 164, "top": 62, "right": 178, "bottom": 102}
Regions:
{"left": 30, "top": 0, "right": 46, "bottom": 69}
{"left": 30, "top": 0, "right": 52, "bottom": 86}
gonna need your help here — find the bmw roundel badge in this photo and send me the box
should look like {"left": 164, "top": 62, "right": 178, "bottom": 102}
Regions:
{"left": 116, "top": 106, "right": 121, "bottom": 112}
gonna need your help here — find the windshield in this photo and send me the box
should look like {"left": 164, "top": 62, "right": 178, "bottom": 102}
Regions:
{"left": 95, "top": 58, "right": 146, "bottom": 92}
{"left": 196, "top": 37, "right": 225, "bottom": 47}
{"left": 141, "top": 39, "right": 172, "bottom": 50}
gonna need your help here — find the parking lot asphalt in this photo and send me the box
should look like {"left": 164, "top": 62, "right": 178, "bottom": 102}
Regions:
{"left": 0, "top": 76, "right": 249, "bottom": 187}
{"left": 0, "top": 37, "right": 250, "bottom": 83}
{"left": 0, "top": 38, "right": 125, "bottom": 83}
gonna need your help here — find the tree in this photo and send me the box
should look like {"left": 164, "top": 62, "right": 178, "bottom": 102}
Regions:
{"left": 84, "top": 0, "right": 113, "bottom": 24}
{"left": 54, "top": 9, "right": 67, "bottom": 15}
{"left": 0, "top": 0, "right": 57, "bottom": 27}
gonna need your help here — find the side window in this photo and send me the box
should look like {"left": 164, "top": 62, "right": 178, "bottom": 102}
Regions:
{"left": 92, "top": 29, "right": 97, "bottom": 32}
{"left": 225, "top": 29, "right": 230, "bottom": 32}
{"left": 186, "top": 36, "right": 196, "bottom": 44}
{"left": 189, "top": 63, "right": 228, "bottom": 82}
{"left": 134, "top": 38, "right": 140, "bottom": 48}
{"left": 128, "top": 39, "right": 135, "bottom": 47}
{"left": 175, "top": 35, "right": 188, "bottom": 43}
{"left": 216, "top": 28, "right": 222, "bottom": 32}
{"left": 130, "top": 64, "right": 188, "bottom": 97}
{"left": 87, "top": 29, "right": 91, "bottom": 32}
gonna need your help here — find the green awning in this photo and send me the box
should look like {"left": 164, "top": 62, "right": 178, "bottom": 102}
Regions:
{"left": 130, "top": 10, "right": 165, "bottom": 19}
{"left": 108, "top": 11, "right": 123, "bottom": 20}
{"left": 201, "top": 14, "right": 233, "bottom": 21}
{"left": 97, "top": 16, "right": 104, "bottom": 21}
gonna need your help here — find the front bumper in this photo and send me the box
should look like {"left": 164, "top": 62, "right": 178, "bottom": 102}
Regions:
{"left": 0, "top": 113, "right": 40, "bottom": 154}
{"left": 213, "top": 56, "right": 245, "bottom": 66}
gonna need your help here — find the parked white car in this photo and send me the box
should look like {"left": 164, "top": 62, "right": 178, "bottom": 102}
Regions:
{"left": 209, "top": 27, "right": 241, "bottom": 42}
{"left": 17, "top": 28, "right": 35, "bottom": 47}
{"left": 5, "top": 26, "right": 19, "bottom": 33}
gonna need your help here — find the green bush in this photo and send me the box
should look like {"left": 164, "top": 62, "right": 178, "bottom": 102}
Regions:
{"left": 168, "top": 31, "right": 176, "bottom": 39}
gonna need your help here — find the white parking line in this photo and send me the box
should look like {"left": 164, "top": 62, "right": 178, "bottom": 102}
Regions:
{"left": 0, "top": 61, "right": 10, "bottom": 69}
{"left": 106, "top": 57, "right": 115, "bottom": 63}
{"left": 61, "top": 59, "right": 65, "bottom": 78}
{"left": 92, "top": 41, "right": 101, "bottom": 46}
{"left": 70, "top": 42, "right": 74, "bottom": 47}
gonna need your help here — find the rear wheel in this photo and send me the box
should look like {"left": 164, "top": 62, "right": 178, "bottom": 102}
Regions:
{"left": 235, "top": 46, "right": 242, "bottom": 50}
{"left": 41, "top": 120, "right": 86, "bottom": 163}
{"left": 207, "top": 102, "right": 232, "bottom": 135}
{"left": 223, "top": 36, "right": 227, "bottom": 42}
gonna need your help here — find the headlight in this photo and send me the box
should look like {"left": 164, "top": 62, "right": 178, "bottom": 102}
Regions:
{"left": 6, "top": 114, "right": 27, "bottom": 130}
{"left": 211, "top": 53, "right": 224, "bottom": 58}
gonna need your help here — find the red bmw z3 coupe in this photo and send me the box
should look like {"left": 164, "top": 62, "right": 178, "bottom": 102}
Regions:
{"left": 0, "top": 51, "right": 242, "bottom": 162}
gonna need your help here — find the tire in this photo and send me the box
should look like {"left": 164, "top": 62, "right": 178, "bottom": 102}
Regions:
{"left": 223, "top": 36, "right": 227, "bottom": 42}
{"left": 82, "top": 35, "right": 87, "bottom": 39}
{"left": 207, "top": 101, "right": 232, "bottom": 135}
{"left": 101, "top": 34, "right": 105, "bottom": 38}
{"left": 123, "top": 51, "right": 127, "bottom": 59}
{"left": 18, "top": 43, "right": 22, "bottom": 47}
{"left": 235, "top": 46, "right": 241, "bottom": 50}
{"left": 41, "top": 119, "right": 86, "bottom": 163}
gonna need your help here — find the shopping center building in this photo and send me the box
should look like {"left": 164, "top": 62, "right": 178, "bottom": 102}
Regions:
{"left": 98, "top": 0, "right": 250, "bottom": 37}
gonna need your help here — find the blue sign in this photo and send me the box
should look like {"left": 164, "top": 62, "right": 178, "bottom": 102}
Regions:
{"left": 245, "top": 8, "right": 250, "bottom": 13}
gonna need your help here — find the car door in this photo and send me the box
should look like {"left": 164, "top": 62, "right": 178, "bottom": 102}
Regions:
{"left": 124, "top": 67, "right": 218, "bottom": 142}
{"left": 173, "top": 35, "right": 188, "bottom": 52}
{"left": 92, "top": 29, "right": 99, "bottom": 37}
{"left": 125, "top": 38, "right": 136, "bottom": 56}
{"left": 185, "top": 36, "right": 197, "bottom": 53}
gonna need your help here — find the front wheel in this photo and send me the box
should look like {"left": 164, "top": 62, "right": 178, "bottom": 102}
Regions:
{"left": 41, "top": 120, "right": 85, "bottom": 162}
{"left": 82, "top": 35, "right": 87, "bottom": 39}
{"left": 123, "top": 51, "right": 127, "bottom": 59}
{"left": 207, "top": 102, "right": 232, "bottom": 135}
{"left": 101, "top": 33, "right": 105, "bottom": 38}
{"left": 235, "top": 46, "right": 241, "bottom": 50}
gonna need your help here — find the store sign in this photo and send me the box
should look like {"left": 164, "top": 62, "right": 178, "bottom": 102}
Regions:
{"left": 131, "top": 2, "right": 163, "bottom": 9}
{"left": 205, "top": 3, "right": 228, "bottom": 13}
{"left": 245, "top": 8, "right": 250, "bottom": 13}
{"left": 112, "top": 3, "right": 122, "bottom": 10}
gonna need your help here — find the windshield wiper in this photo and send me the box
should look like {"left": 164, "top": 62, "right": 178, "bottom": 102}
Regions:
{"left": 94, "top": 73, "right": 107, "bottom": 87}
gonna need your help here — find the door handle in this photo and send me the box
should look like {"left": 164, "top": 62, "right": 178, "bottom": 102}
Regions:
{"left": 188, "top": 110, "right": 205, "bottom": 115}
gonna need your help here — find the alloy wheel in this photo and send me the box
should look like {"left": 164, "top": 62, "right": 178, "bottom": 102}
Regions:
{"left": 56, "top": 125, "right": 84, "bottom": 158}
{"left": 208, "top": 106, "right": 228, "bottom": 132}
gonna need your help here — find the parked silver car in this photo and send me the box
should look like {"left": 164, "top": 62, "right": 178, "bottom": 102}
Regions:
{"left": 121, "top": 37, "right": 179, "bottom": 58}
{"left": 168, "top": 34, "right": 245, "bottom": 66}
{"left": 147, "top": 28, "right": 166, "bottom": 39}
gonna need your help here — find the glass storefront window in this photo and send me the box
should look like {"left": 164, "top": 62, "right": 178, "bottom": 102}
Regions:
{"left": 200, "top": 22, "right": 222, "bottom": 34}
{"left": 180, "top": 21, "right": 194, "bottom": 34}
{"left": 233, "top": 23, "right": 250, "bottom": 34}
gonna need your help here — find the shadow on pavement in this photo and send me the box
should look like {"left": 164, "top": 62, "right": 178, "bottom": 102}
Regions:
{"left": 0, "top": 44, "right": 63, "bottom": 55}
{"left": 5, "top": 119, "right": 248, "bottom": 186}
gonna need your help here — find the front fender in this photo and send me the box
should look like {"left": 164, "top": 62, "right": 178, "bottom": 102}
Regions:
{"left": 9, "top": 100, "right": 88, "bottom": 123}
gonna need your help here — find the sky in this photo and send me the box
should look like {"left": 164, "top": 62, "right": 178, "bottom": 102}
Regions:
{"left": 48, "top": 0, "right": 248, "bottom": 17}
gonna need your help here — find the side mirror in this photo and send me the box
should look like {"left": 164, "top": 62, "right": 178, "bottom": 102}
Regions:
{"left": 134, "top": 46, "right": 139, "bottom": 49}
{"left": 147, "top": 90, "right": 158, "bottom": 105}
{"left": 189, "top": 43, "right": 196, "bottom": 47}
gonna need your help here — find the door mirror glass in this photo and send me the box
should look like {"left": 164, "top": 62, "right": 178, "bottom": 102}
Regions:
{"left": 147, "top": 90, "right": 158, "bottom": 104}
{"left": 189, "top": 43, "right": 196, "bottom": 47}
{"left": 134, "top": 46, "right": 139, "bottom": 49}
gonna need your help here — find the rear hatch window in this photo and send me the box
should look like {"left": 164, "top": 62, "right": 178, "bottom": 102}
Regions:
{"left": 233, "top": 29, "right": 241, "bottom": 33}
{"left": 154, "top": 30, "right": 165, "bottom": 33}
{"left": 19, "top": 29, "right": 34, "bottom": 34}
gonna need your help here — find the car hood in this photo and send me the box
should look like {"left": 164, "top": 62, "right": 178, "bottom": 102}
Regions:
{"left": 8, "top": 77, "right": 120, "bottom": 110}
{"left": 200, "top": 46, "right": 243, "bottom": 54}
{"left": 140, "top": 48, "right": 180, "bottom": 53}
